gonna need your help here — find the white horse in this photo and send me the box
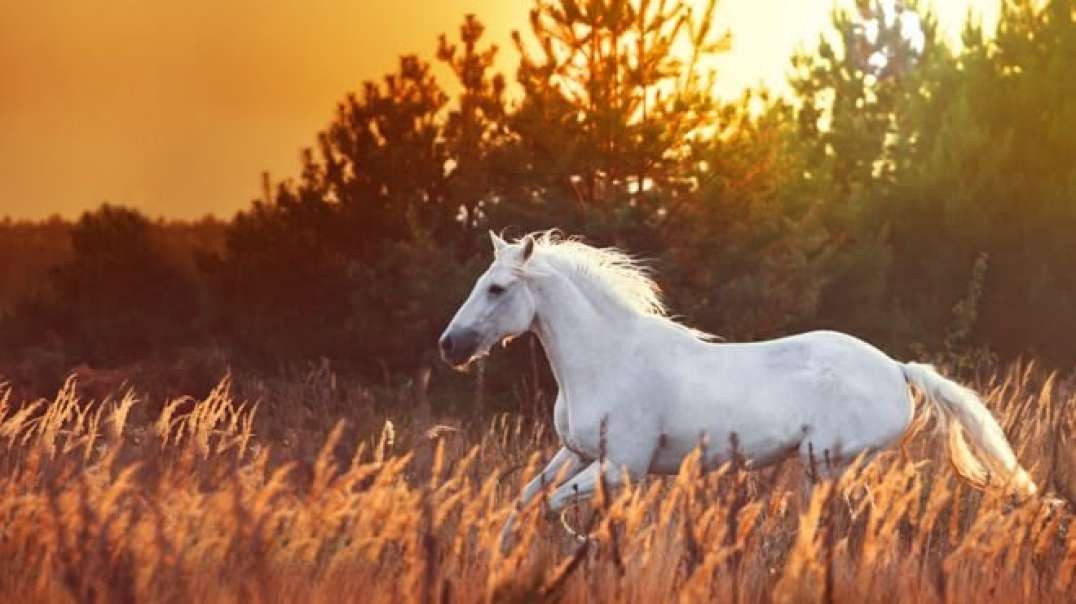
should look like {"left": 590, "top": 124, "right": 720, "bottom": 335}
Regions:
{"left": 438, "top": 231, "right": 1037, "bottom": 543}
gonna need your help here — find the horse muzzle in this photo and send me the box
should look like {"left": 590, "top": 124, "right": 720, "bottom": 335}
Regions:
{"left": 439, "top": 327, "right": 481, "bottom": 368}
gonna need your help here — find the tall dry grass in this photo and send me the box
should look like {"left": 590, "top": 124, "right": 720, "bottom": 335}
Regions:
{"left": 0, "top": 362, "right": 1074, "bottom": 603}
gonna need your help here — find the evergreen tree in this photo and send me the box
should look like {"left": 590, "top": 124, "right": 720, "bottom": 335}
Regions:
{"left": 488, "top": 0, "right": 729, "bottom": 247}
{"left": 200, "top": 19, "right": 507, "bottom": 377}
{"left": 785, "top": 0, "right": 942, "bottom": 346}
{"left": 886, "top": 0, "right": 1076, "bottom": 361}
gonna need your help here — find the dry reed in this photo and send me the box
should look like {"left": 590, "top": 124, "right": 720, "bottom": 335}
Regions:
{"left": 0, "top": 362, "right": 1073, "bottom": 603}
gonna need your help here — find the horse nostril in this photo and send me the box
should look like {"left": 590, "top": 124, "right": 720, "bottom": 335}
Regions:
{"left": 440, "top": 334, "right": 455, "bottom": 353}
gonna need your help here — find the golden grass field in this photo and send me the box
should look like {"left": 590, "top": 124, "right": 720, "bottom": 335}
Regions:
{"left": 0, "top": 362, "right": 1075, "bottom": 603}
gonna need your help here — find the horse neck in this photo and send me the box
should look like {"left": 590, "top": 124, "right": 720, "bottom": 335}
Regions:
{"left": 528, "top": 264, "right": 638, "bottom": 392}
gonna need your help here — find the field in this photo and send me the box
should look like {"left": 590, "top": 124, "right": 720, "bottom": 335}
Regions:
{"left": 0, "top": 363, "right": 1074, "bottom": 603}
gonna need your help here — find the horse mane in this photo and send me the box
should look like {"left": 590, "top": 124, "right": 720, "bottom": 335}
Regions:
{"left": 521, "top": 230, "right": 716, "bottom": 342}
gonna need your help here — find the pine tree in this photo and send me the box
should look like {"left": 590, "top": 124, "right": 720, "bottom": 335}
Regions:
{"left": 886, "top": 0, "right": 1076, "bottom": 361}
{"left": 488, "top": 0, "right": 729, "bottom": 244}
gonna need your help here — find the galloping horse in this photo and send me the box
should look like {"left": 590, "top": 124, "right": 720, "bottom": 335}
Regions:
{"left": 438, "top": 231, "right": 1036, "bottom": 543}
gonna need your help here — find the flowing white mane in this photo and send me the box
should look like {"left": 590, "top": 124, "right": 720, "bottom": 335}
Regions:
{"left": 522, "top": 231, "right": 715, "bottom": 341}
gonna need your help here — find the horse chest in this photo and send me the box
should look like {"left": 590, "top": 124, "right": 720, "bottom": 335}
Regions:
{"left": 559, "top": 391, "right": 656, "bottom": 460}
{"left": 553, "top": 396, "right": 604, "bottom": 458}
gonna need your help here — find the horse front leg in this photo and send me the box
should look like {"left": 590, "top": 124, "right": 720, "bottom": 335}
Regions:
{"left": 541, "top": 422, "right": 658, "bottom": 539}
{"left": 543, "top": 459, "right": 642, "bottom": 537}
{"left": 500, "top": 446, "right": 588, "bottom": 551}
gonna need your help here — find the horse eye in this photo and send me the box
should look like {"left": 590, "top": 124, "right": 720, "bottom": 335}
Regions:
{"left": 488, "top": 284, "right": 506, "bottom": 296}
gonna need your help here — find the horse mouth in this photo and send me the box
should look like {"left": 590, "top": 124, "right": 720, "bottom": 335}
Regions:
{"left": 443, "top": 352, "right": 473, "bottom": 370}
{"left": 447, "top": 355, "right": 474, "bottom": 371}
{"left": 444, "top": 345, "right": 490, "bottom": 371}
{"left": 442, "top": 334, "right": 518, "bottom": 371}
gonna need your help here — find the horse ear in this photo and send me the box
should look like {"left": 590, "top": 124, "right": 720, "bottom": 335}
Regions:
{"left": 521, "top": 235, "right": 535, "bottom": 263}
{"left": 489, "top": 230, "right": 508, "bottom": 255}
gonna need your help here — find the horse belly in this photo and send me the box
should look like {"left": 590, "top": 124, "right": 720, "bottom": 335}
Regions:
{"left": 646, "top": 416, "right": 798, "bottom": 474}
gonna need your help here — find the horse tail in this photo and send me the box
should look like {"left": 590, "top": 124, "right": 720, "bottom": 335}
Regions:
{"left": 901, "top": 362, "right": 1037, "bottom": 497}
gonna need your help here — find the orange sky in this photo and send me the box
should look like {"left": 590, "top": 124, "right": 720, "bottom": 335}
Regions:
{"left": 0, "top": 1, "right": 999, "bottom": 220}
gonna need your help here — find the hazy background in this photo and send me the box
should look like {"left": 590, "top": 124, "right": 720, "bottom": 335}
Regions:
{"left": 0, "top": 0, "right": 999, "bottom": 219}
{"left": 5, "top": 0, "right": 1072, "bottom": 405}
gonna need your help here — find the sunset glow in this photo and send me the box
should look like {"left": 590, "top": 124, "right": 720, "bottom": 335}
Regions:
{"left": 0, "top": 2, "right": 1073, "bottom": 599}
{"left": 0, "top": 1, "right": 1001, "bottom": 219}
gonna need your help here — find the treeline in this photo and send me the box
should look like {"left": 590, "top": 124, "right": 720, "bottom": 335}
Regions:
{"left": 1, "top": 0, "right": 1074, "bottom": 408}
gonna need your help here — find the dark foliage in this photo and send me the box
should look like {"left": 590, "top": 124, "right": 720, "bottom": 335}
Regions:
{"left": 1, "top": 205, "right": 201, "bottom": 366}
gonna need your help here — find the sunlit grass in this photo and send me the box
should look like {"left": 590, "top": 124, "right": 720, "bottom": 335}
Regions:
{"left": 0, "top": 363, "right": 1073, "bottom": 602}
